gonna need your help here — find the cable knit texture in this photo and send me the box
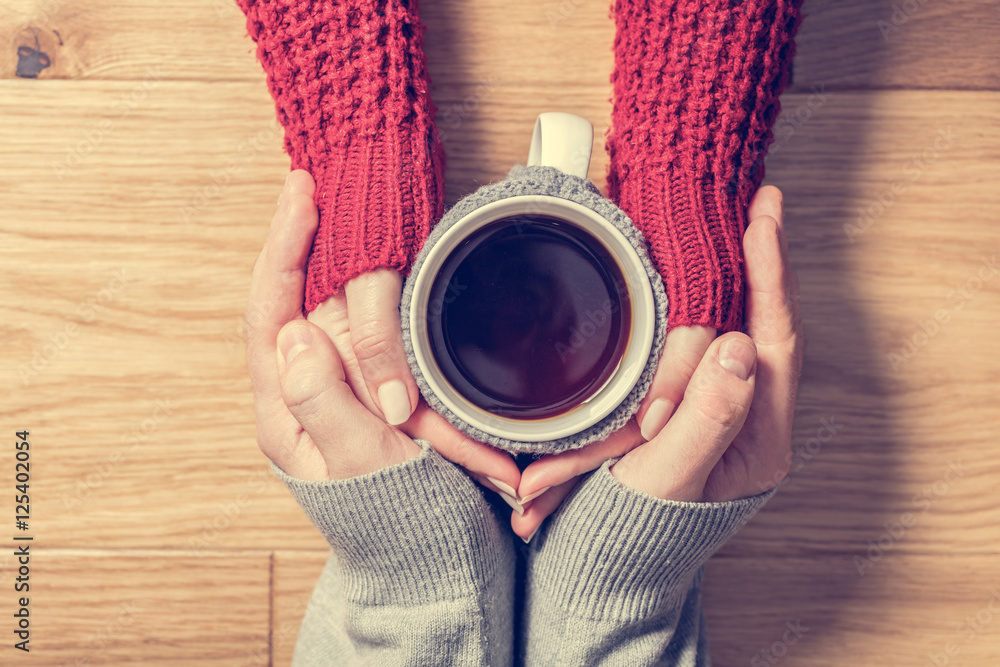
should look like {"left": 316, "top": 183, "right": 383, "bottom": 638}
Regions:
{"left": 236, "top": 0, "right": 446, "bottom": 310}
{"left": 607, "top": 0, "right": 804, "bottom": 332}
{"left": 237, "top": 0, "right": 803, "bottom": 327}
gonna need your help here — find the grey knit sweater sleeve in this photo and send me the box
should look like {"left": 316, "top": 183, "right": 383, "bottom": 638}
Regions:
{"left": 520, "top": 460, "right": 774, "bottom": 666}
{"left": 271, "top": 440, "right": 518, "bottom": 666}
{"left": 273, "top": 441, "right": 772, "bottom": 666}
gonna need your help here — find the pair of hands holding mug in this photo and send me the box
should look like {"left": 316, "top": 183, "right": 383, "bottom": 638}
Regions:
{"left": 246, "top": 170, "right": 803, "bottom": 541}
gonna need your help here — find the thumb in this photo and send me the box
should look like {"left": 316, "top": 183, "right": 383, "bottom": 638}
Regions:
{"left": 611, "top": 332, "right": 757, "bottom": 501}
{"left": 277, "top": 319, "right": 421, "bottom": 480}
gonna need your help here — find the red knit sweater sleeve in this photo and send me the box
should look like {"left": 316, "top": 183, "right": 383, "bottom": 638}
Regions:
{"left": 607, "top": 0, "right": 804, "bottom": 332}
{"left": 236, "top": 0, "right": 446, "bottom": 311}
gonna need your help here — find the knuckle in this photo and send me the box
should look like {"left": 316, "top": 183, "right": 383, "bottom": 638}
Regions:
{"left": 280, "top": 365, "right": 333, "bottom": 417}
{"left": 254, "top": 418, "right": 307, "bottom": 467}
{"left": 244, "top": 296, "right": 279, "bottom": 344}
{"left": 674, "top": 340, "right": 707, "bottom": 379}
{"left": 691, "top": 389, "right": 748, "bottom": 433}
{"left": 448, "top": 435, "right": 480, "bottom": 470}
{"left": 256, "top": 432, "right": 293, "bottom": 465}
{"left": 773, "top": 452, "right": 793, "bottom": 480}
{"left": 351, "top": 321, "right": 398, "bottom": 365}
{"left": 657, "top": 344, "right": 702, "bottom": 398}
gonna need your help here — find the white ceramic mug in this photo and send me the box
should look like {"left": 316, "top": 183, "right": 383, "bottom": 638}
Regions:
{"left": 407, "top": 113, "right": 656, "bottom": 443}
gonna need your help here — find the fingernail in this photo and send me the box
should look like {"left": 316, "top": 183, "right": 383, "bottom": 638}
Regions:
{"left": 640, "top": 398, "right": 675, "bottom": 440}
{"left": 521, "top": 527, "right": 538, "bottom": 544}
{"left": 498, "top": 492, "right": 525, "bottom": 516}
{"left": 720, "top": 338, "right": 755, "bottom": 381}
{"left": 377, "top": 379, "right": 412, "bottom": 426}
{"left": 487, "top": 477, "right": 518, "bottom": 498}
{"left": 278, "top": 325, "right": 312, "bottom": 366}
{"left": 519, "top": 486, "right": 552, "bottom": 504}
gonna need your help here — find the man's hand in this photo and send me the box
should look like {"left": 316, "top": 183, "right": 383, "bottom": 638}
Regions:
{"left": 245, "top": 171, "right": 521, "bottom": 493}
{"left": 511, "top": 186, "right": 803, "bottom": 538}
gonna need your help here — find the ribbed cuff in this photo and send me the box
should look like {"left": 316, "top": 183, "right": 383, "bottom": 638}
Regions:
{"left": 236, "top": 0, "right": 446, "bottom": 311}
{"left": 303, "top": 126, "right": 446, "bottom": 310}
{"left": 637, "top": 172, "right": 748, "bottom": 332}
{"left": 606, "top": 0, "right": 805, "bottom": 334}
{"left": 529, "top": 460, "right": 774, "bottom": 622}
{"left": 272, "top": 440, "right": 508, "bottom": 606}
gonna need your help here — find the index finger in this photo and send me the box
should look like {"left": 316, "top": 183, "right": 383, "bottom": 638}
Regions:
{"left": 517, "top": 417, "right": 643, "bottom": 499}
{"left": 743, "top": 217, "right": 801, "bottom": 351}
{"left": 734, "top": 199, "right": 803, "bottom": 493}
{"left": 245, "top": 170, "right": 319, "bottom": 401}
{"left": 398, "top": 401, "right": 523, "bottom": 493}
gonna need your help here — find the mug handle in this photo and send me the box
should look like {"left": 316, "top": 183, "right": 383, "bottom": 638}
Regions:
{"left": 526, "top": 112, "right": 593, "bottom": 180}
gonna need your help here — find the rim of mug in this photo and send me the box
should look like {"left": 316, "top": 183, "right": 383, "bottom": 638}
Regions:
{"left": 409, "top": 194, "right": 656, "bottom": 442}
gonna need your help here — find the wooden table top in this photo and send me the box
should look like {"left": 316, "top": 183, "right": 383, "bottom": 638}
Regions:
{"left": 1, "top": 0, "right": 998, "bottom": 665}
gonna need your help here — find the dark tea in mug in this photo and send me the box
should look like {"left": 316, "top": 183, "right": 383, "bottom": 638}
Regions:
{"left": 426, "top": 214, "right": 632, "bottom": 419}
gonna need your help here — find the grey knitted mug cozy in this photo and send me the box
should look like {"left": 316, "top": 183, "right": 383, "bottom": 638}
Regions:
{"left": 401, "top": 165, "right": 668, "bottom": 455}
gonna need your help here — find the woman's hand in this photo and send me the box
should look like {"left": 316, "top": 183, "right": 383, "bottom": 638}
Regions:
{"left": 245, "top": 171, "right": 521, "bottom": 492}
{"left": 503, "top": 327, "right": 717, "bottom": 525}
{"left": 511, "top": 186, "right": 803, "bottom": 538}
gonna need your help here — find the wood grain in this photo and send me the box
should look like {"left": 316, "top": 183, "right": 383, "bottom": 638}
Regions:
{"left": 703, "top": 554, "right": 1000, "bottom": 667}
{"left": 0, "top": 549, "right": 272, "bottom": 665}
{"left": 269, "top": 552, "right": 1000, "bottom": 667}
{"left": 792, "top": 0, "right": 1000, "bottom": 90}
{"left": 4, "top": 1, "right": 1000, "bottom": 90}
{"left": 720, "top": 89, "right": 1000, "bottom": 557}
{"left": 2, "top": 83, "right": 998, "bottom": 553}
{"left": 1, "top": 0, "right": 998, "bottom": 664}
{"left": 0, "top": 0, "right": 260, "bottom": 81}
{"left": 273, "top": 551, "right": 330, "bottom": 667}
